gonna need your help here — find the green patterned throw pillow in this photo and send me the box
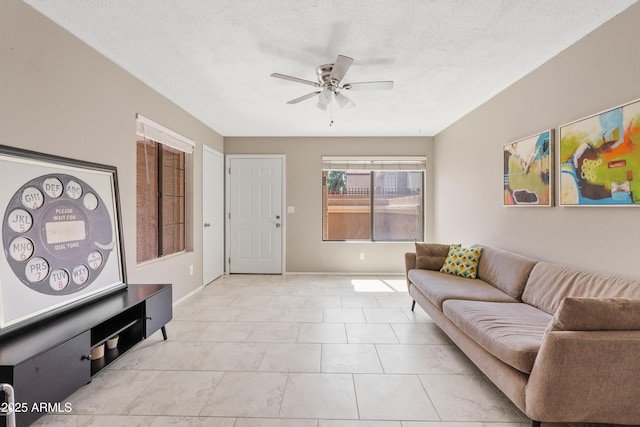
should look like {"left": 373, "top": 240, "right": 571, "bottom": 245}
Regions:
{"left": 440, "top": 245, "right": 483, "bottom": 279}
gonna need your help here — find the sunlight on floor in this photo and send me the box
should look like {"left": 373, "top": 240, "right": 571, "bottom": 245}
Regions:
{"left": 350, "top": 278, "right": 407, "bottom": 293}
{"left": 381, "top": 278, "right": 408, "bottom": 292}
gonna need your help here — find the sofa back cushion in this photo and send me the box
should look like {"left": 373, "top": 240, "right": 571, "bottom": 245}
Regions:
{"left": 522, "top": 262, "right": 640, "bottom": 314}
{"left": 473, "top": 245, "right": 538, "bottom": 300}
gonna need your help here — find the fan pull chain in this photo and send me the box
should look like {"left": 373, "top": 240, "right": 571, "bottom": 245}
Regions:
{"left": 330, "top": 96, "right": 334, "bottom": 127}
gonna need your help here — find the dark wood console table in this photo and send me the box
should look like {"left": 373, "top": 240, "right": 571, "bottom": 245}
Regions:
{"left": 0, "top": 284, "right": 172, "bottom": 426}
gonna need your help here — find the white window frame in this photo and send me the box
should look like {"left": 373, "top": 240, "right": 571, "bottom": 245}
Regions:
{"left": 321, "top": 156, "right": 427, "bottom": 242}
{"left": 135, "top": 114, "right": 195, "bottom": 263}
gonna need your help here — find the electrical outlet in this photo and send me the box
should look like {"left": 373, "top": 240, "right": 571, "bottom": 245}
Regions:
{"left": 189, "top": 265, "right": 194, "bottom": 276}
{"left": 359, "top": 252, "right": 365, "bottom": 260}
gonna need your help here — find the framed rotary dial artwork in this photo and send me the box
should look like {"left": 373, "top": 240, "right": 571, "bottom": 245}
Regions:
{"left": 0, "top": 145, "right": 126, "bottom": 332}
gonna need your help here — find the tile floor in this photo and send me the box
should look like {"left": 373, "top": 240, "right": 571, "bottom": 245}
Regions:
{"left": 33, "top": 274, "right": 530, "bottom": 427}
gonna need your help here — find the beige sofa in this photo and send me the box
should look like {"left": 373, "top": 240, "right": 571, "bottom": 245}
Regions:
{"left": 405, "top": 244, "right": 640, "bottom": 426}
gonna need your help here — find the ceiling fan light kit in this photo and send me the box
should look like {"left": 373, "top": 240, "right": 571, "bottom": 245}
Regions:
{"left": 271, "top": 55, "right": 394, "bottom": 126}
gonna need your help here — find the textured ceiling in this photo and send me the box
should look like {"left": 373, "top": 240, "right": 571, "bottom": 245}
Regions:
{"left": 23, "top": 0, "right": 637, "bottom": 137}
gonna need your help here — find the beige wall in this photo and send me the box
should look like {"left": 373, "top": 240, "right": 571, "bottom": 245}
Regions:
{"left": 434, "top": 3, "right": 640, "bottom": 277}
{"left": 225, "top": 137, "right": 433, "bottom": 273}
{"left": 0, "top": 0, "right": 224, "bottom": 301}
{"left": 6, "top": 0, "right": 638, "bottom": 280}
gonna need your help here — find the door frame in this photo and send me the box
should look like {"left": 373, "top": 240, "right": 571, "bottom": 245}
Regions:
{"left": 202, "top": 145, "right": 224, "bottom": 284}
{"left": 225, "top": 154, "right": 286, "bottom": 275}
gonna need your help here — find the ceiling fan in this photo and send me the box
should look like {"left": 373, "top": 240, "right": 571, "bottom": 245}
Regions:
{"left": 271, "top": 55, "right": 394, "bottom": 125}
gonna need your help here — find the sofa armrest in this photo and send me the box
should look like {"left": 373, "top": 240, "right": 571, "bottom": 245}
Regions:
{"left": 525, "top": 330, "right": 640, "bottom": 424}
{"left": 548, "top": 297, "right": 640, "bottom": 331}
{"left": 405, "top": 252, "right": 416, "bottom": 289}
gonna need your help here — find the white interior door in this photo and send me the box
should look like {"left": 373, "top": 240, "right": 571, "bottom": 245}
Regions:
{"left": 227, "top": 156, "right": 283, "bottom": 274}
{"left": 203, "top": 146, "right": 224, "bottom": 284}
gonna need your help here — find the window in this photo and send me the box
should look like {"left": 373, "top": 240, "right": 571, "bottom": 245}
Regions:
{"left": 136, "top": 115, "right": 194, "bottom": 263}
{"left": 322, "top": 156, "right": 425, "bottom": 241}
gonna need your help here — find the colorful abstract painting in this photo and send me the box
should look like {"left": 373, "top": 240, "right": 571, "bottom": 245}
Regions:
{"left": 503, "top": 130, "right": 552, "bottom": 206}
{"left": 560, "top": 99, "right": 640, "bottom": 206}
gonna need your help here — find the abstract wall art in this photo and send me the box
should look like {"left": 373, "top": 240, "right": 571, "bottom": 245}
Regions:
{"left": 503, "top": 130, "right": 553, "bottom": 206}
{"left": 560, "top": 98, "right": 640, "bottom": 206}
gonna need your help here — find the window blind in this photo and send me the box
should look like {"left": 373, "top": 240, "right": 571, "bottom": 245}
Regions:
{"left": 135, "top": 114, "right": 195, "bottom": 154}
{"left": 321, "top": 156, "right": 426, "bottom": 171}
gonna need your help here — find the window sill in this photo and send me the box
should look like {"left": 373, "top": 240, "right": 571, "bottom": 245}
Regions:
{"left": 136, "top": 250, "right": 188, "bottom": 268}
{"left": 322, "top": 240, "right": 418, "bottom": 244}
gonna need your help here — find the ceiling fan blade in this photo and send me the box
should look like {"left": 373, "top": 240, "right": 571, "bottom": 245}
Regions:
{"left": 286, "top": 91, "right": 321, "bottom": 104}
{"left": 271, "top": 73, "right": 320, "bottom": 87}
{"left": 335, "top": 92, "right": 355, "bottom": 109}
{"left": 344, "top": 81, "right": 394, "bottom": 91}
{"left": 329, "top": 55, "right": 354, "bottom": 83}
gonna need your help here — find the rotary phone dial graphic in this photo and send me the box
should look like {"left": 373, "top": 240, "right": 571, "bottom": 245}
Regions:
{"left": 2, "top": 174, "right": 114, "bottom": 295}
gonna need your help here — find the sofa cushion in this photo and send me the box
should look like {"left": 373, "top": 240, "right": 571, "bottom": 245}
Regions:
{"left": 408, "top": 269, "right": 518, "bottom": 309}
{"left": 443, "top": 300, "right": 552, "bottom": 374}
{"left": 415, "top": 243, "right": 451, "bottom": 271}
{"left": 548, "top": 297, "right": 640, "bottom": 331}
{"left": 473, "top": 245, "right": 538, "bottom": 300}
{"left": 440, "top": 245, "right": 483, "bottom": 279}
{"left": 522, "top": 262, "right": 640, "bottom": 314}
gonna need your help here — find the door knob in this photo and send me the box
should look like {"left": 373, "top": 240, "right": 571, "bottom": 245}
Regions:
{"left": 204, "top": 223, "right": 211, "bottom": 228}
{"left": 275, "top": 215, "right": 280, "bottom": 220}
{"left": 276, "top": 223, "right": 281, "bottom": 228}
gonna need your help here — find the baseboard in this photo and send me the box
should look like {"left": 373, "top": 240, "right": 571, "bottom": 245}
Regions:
{"left": 172, "top": 285, "right": 204, "bottom": 307}
{"left": 283, "top": 271, "right": 404, "bottom": 276}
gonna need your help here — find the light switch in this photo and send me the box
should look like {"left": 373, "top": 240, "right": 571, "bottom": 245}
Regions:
{"left": 287, "top": 206, "right": 295, "bottom": 213}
